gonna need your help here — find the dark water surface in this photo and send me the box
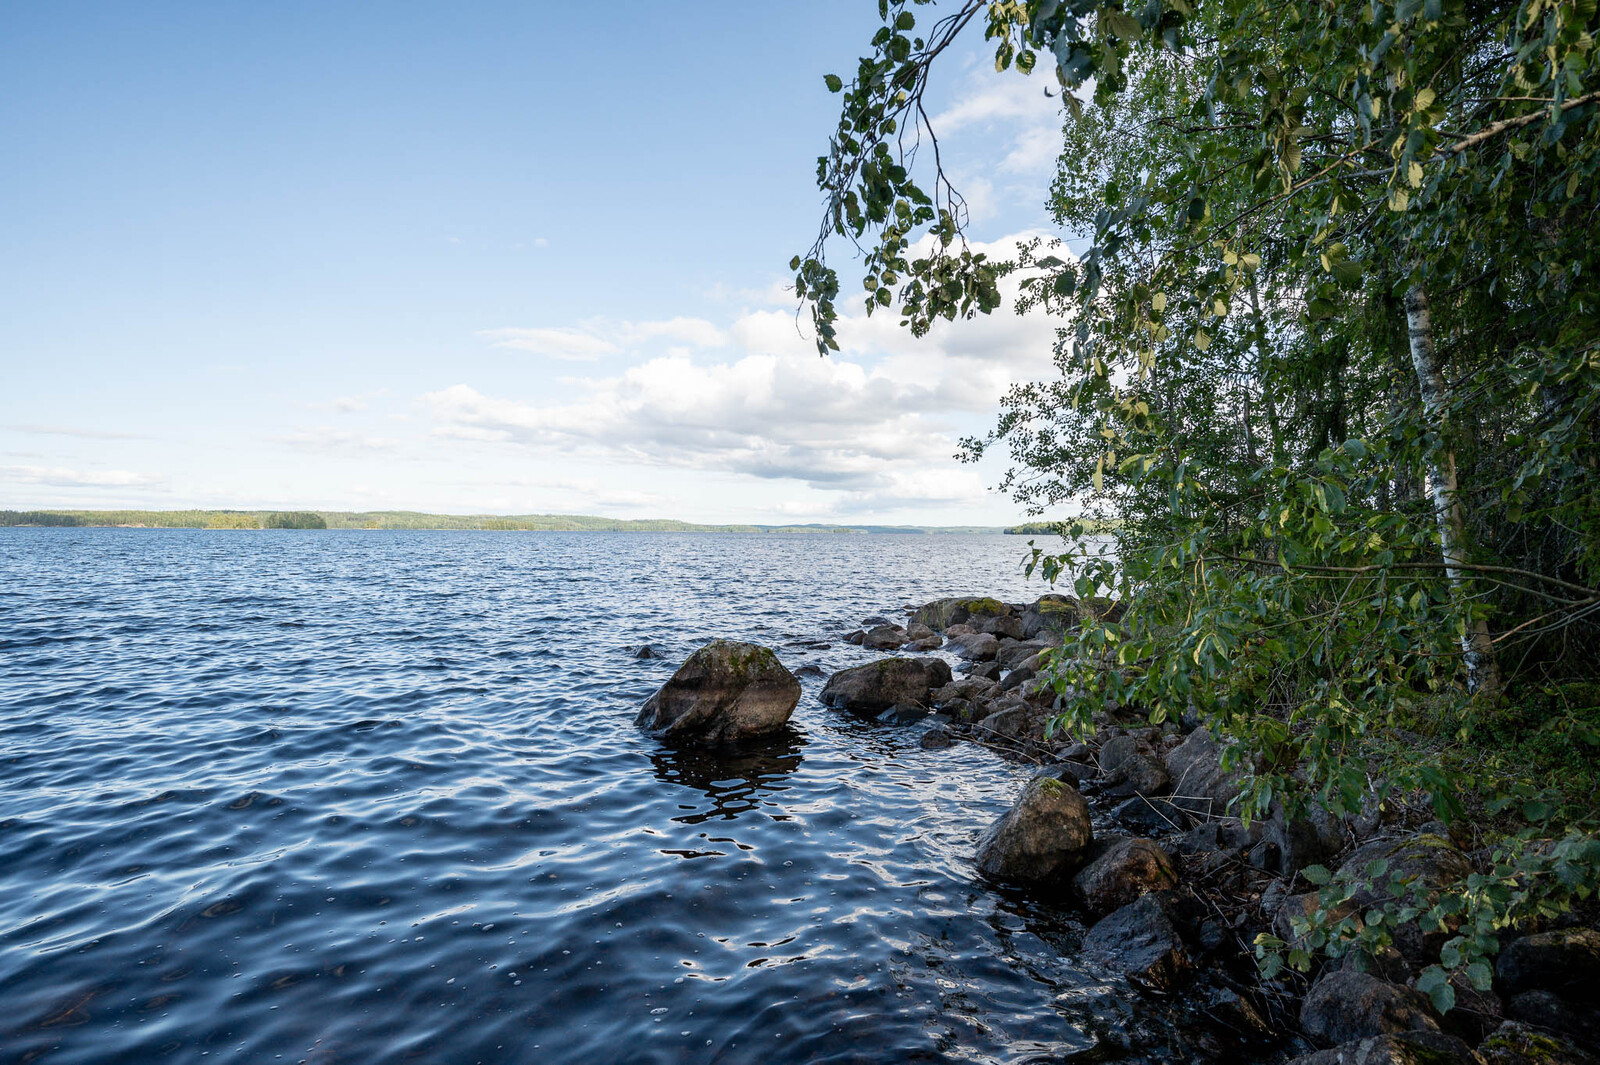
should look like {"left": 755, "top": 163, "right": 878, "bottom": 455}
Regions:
{"left": 1, "top": 530, "right": 1179, "bottom": 1065}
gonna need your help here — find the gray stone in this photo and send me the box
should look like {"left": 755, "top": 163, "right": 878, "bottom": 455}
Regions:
{"left": 1072, "top": 837, "right": 1179, "bottom": 915}
{"left": 1299, "top": 971, "right": 1440, "bottom": 1046}
{"left": 931, "top": 677, "right": 998, "bottom": 706}
{"left": 908, "top": 635, "right": 943, "bottom": 651}
{"left": 1082, "top": 894, "right": 1193, "bottom": 993}
{"left": 949, "top": 632, "right": 1001, "bottom": 661}
{"left": 819, "top": 657, "right": 952, "bottom": 713}
{"left": 876, "top": 703, "right": 929, "bottom": 725}
{"left": 1100, "top": 753, "right": 1172, "bottom": 799}
{"left": 635, "top": 640, "right": 801, "bottom": 745}
{"left": 977, "top": 614, "right": 1026, "bottom": 640}
{"left": 911, "top": 597, "right": 1013, "bottom": 632}
{"left": 975, "top": 707, "right": 1028, "bottom": 740}
{"left": 919, "top": 727, "right": 954, "bottom": 750}
{"left": 906, "top": 622, "right": 936, "bottom": 641}
{"left": 974, "top": 775, "right": 1094, "bottom": 884}
{"left": 1335, "top": 833, "right": 1474, "bottom": 965}
{"left": 863, "top": 624, "right": 910, "bottom": 650}
{"left": 1111, "top": 796, "right": 1191, "bottom": 834}
{"left": 1164, "top": 728, "right": 1244, "bottom": 818}
{"left": 998, "top": 664, "right": 1038, "bottom": 693}
{"left": 1497, "top": 928, "right": 1600, "bottom": 1004}
{"left": 998, "top": 638, "right": 1048, "bottom": 669}
{"left": 634, "top": 644, "right": 660, "bottom": 659}
{"left": 961, "top": 660, "right": 1002, "bottom": 681}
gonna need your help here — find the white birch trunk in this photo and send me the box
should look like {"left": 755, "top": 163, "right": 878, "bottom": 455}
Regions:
{"left": 1404, "top": 280, "right": 1502, "bottom": 696}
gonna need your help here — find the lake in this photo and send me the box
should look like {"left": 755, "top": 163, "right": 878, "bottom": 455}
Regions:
{"left": 0, "top": 529, "right": 1192, "bottom": 1064}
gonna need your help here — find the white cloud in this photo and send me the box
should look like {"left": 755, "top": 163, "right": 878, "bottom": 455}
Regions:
{"left": 1, "top": 465, "right": 167, "bottom": 488}
{"left": 429, "top": 232, "right": 1068, "bottom": 511}
{"left": 479, "top": 316, "right": 728, "bottom": 362}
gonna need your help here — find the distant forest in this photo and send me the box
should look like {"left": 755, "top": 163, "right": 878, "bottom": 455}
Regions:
{"left": 0, "top": 510, "right": 1007, "bottom": 534}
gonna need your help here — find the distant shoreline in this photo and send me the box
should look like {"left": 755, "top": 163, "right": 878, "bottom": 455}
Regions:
{"left": 0, "top": 508, "right": 1060, "bottom": 535}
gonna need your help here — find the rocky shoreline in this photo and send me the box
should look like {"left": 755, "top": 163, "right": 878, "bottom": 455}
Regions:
{"left": 637, "top": 595, "right": 1600, "bottom": 1065}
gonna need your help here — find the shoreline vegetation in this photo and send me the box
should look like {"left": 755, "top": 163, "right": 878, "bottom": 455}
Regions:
{"left": 647, "top": 596, "right": 1600, "bottom": 1062}
{"left": 0, "top": 509, "right": 1020, "bottom": 534}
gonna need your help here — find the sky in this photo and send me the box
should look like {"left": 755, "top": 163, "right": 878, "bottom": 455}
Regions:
{"left": 1, "top": 2, "right": 1075, "bottom": 525}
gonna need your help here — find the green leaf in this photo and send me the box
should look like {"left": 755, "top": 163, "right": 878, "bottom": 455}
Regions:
{"left": 824, "top": 74, "right": 843, "bottom": 93}
{"left": 1302, "top": 864, "right": 1333, "bottom": 886}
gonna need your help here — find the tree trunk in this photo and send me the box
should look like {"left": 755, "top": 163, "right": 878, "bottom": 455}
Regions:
{"left": 1404, "top": 279, "right": 1502, "bottom": 697}
{"left": 1248, "top": 275, "right": 1284, "bottom": 466}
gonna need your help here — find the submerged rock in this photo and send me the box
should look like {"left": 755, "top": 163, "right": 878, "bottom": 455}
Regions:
{"left": 819, "top": 657, "right": 952, "bottom": 713}
{"left": 1072, "top": 838, "right": 1179, "bottom": 915}
{"left": 1082, "top": 894, "right": 1193, "bottom": 994}
{"left": 634, "top": 644, "right": 660, "bottom": 659}
{"left": 635, "top": 639, "right": 801, "bottom": 745}
{"left": 919, "top": 727, "right": 954, "bottom": 750}
{"left": 1299, "top": 971, "right": 1440, "bottom": 1046}
{"left": 974, "top": 775, "right": 1094, "bottom": 884}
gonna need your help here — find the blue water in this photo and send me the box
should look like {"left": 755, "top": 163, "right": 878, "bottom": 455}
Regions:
{"left": 0, "top": 529, "right": 1181, "bottom": 1064}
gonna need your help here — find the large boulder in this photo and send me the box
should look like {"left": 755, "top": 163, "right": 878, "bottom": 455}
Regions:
{"left": 1072, "top": 838, "right": 1179, "bottom": 915}
{"left": 1082, "top": 893, "right": 1193, "bottom": 993}
{"left": 974, "top": 775, "right": 1094, "bottom": 884}
{"left": 1505, "top": 990, "right": 1600, "bottom": 1047}
{"left": 1289, "top": 1031, "right": 1482, "bottom": 1065}
{"left": 820, "top": 657, "right": 952, "bottom": 713}
{"left": 635, "top": 640, "right": 801, "bottom": 745}
{"left": 1299, "top": 971, "right": 1441, "bottom": 1046}
{"left": 1497, "top": 928, "right": 1600, "bottom": 1004}
{"left": 911, "top": 596, "right": 1013, "bottom": 632}
{"left": 1019, "top": 594, "right": 1081, "bottom": 642}
{"left": 1335, "top": 833, "right": 1474, "bottom": 964}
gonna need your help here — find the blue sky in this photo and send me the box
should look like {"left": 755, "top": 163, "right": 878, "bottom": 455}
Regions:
{"left": 2, "top": 2, "right": 1071, "bottom": 523}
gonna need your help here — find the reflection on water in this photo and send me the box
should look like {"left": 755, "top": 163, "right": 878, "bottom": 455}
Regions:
{"left": 650, "top": 728, "right": 806, "bottom": 825}
{"left": 1, "top": 529, "right": 1211, "bottom": 1065}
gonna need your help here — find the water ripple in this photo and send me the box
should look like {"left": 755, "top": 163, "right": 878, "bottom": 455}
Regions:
{"left": 0, "top": 529, "right": 1187, "bottom": 1064}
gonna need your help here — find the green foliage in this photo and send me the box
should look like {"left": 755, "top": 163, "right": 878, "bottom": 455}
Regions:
{"left": 805, "top": 0, "right": 1600, "bottom": 1003}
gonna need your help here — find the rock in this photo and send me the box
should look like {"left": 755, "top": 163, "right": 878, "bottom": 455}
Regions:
{"left": 949, "top": 632, "right": 1001, "bottom": 661}
{"left": 998, "top": 639, "right": 1048, "bottom": 669}
{"left": 962, "top": 660, "right": 1002, "bottom": 681}
{"left": 1300, "top": 971, "right": 1441, "bottom": 1046}
{"left": 1019, "top": 594, "right": 1080, "bottom": 642}
{"left": 931, "top": 677, "right": 998, "bottom": 706}
{"left": 1099, "top": 734, "right": 1149, "bottom": 774}
{"left": 1165, "top": 728, "right": 1244, "bottom": 818}
{"left": 876, "top": 703, "right": 929, "bottom": 725}
{"left": 862, "top": 615, "right": 894, "bottom": 627}
{"left": 794, "top": 663, "right": 826, "bottom": 678}
{"left": 845, "top": 630, "right": 866, "bottom": 645}
{"left": 906, "top": 622, "right": 936, "bottom": 641}
{"left": 635, "top": 640, "right": 801, "bottom": 745}
{"left": 1288, "top": 1031, "right": 1482, "bottom": 1065}
{"left": 1101, "top": 754, "right": 1172, "bottom": 799}
{"left": 1505, "top": 990, "right": 1600, "bottom": 1047}
{"left": 1072, "top": 838, "right": 1179, "bottom": 915}
{"left": 1048, "top": 759, "right": 1096, "bottom": 785}
{"left": 634, "top": 644, "right": 660, "bottom": 659}
{"left": 1268, "top": 800, "right": 1350, "bottom": 878}
{"left": 820, "top": 657, "right": 952, "bottom": 713}
{"left": 1478, "top": 1019, "right": 1598, "bottom": 1065}
{"left": 973, "top": 775, "right": 1094, "bottom": 884}
{"left": 1497, "top": 929, "right": 1600, "bottom": 1004}
{"left": 1111, "top": 796, "right": 1191, "bottom": 835}
{"left": 920, "top": 728, "right": 954, "bottom": 750}
{"left": 975, "top": 707, "right": 1028, "bottom": 740}
{"left": 908, "top": 635, "right": 943, "bottom": 651}
{"left": 863, "top": 624, "right": 910, "bottom": 650}
{"left": 977, "top": 614, "right": 1027, "bottom": 640}
{"left": 998, "top": 665, "right": 1038, "bottom": 693}
{"left": 1335, "top": 833, "right": 1474, "bottom": 964}
{"left": 1082, "top": 894, "right": 1193, "bottom": 993}
{"left": 912, "top": 596, "right": 1013, "bottom": 632}
{"left": 945, "top": 622, "right": 977, "bottom": 638}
